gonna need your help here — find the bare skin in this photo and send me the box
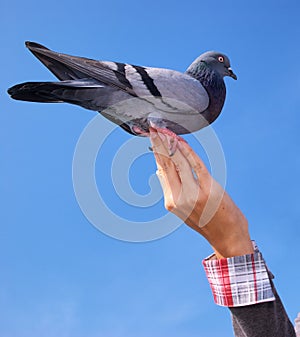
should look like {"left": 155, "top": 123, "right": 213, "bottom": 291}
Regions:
{"left": 149, "top": 127, "right": 254, "bottom": 259}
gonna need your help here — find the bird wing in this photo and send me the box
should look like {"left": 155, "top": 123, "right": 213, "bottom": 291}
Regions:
{"left": 131, "top": 67, "right": 209, "bottom": 114}
{"left": 25, "top": 42, "right": 209, "bottom": 115}
{"left": 25, "top": 42, "right": 137, "bottom": 96}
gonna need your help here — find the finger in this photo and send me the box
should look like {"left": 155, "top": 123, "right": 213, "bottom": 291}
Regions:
{"left": 149, "top": 127, "right": 168, "bottom": 156}
{"left": 149, "top": 128, "right": 174, "bottom": 171}
{"left": 149, "top": 128, "right": 169, "bottom": 164}
{"left": 169, "top": 143, "right": 198, "bottom": 187}
{"left": 177, "top": 141, "right": 210, "bottom": 186}
{"left": 149, "top": 128, "right": 181, "bottom": 191}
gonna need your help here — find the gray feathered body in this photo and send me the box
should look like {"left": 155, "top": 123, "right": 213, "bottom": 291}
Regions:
{"left": 8, "top": 42, "right": 230, "bottom": 136}
{"left": 186, "top": 62, "right": 226, "bottom": 125}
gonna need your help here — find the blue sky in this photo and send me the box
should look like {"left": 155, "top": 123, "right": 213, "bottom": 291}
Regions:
{"left": 1, "top": 0, "right": 300, "bottom": 336}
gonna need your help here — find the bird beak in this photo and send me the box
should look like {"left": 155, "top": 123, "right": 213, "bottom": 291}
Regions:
{"left": 227, "top": 67, "right": 237, "bottom": 80}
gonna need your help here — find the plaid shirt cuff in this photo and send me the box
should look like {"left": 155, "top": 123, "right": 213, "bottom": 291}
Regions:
{"left": 202, "top": 242, "right": 275, "bottom": 307}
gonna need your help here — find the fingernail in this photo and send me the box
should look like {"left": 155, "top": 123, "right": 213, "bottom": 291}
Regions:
{"left": 149, "top": 128, "right": 157, "bottom": 138}
{"left": 158, "top": 132, "right": 165, "bottom": 141}
{"left": 148, "top": 146, "right": 153, "bottom": 152}
{"left": 149, "top": 121, "right": 157, "bottom": 128}
{"left": 168, "top": 144, "right": 177, "bottom": 157}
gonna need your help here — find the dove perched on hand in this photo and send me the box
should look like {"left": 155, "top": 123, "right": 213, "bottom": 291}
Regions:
{"left": 8, "top": 42, "right": 237, "bottom": 154}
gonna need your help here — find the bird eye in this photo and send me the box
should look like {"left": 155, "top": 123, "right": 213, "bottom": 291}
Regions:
{"left": 218, "top": 56, "right": 224, "bottom": 63}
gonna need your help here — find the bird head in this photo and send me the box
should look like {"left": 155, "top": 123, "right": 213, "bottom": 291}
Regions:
{"left": 187, "top": 51, "right": 237, "bottom": 80}
{"left": 199, "top": 51, "right": 237, "bottom": 80}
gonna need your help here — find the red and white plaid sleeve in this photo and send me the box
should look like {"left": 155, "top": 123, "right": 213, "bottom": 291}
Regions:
{"left": 202, "top": 242, "right": 276, "bottom": 307}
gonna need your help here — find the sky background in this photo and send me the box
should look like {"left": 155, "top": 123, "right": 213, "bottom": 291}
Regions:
{"left": 1, "top": 0, "right": 300, "bottom": 336}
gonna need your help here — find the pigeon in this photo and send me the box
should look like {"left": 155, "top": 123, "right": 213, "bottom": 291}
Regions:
{"left": 7, "top": 42, "right": 237, "bottom": 154}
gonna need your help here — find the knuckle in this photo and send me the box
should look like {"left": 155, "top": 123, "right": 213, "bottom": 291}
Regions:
{"left": 162, "top": 161, "right": 169, "bottom": 171}
{"left": 156, "top": 168, "right": 164, "bottom": 177}
{"left": 165, "top": 199, "right": 176, "bottom": 212}
{"left": 153, "top": 143, "right": 167, "bottom": 155}
{"left": 185, "top": 149, "right": 196, "bottom": 164}
{"left": 174, "top": 163, "right": 181, "bottom": 173}
{"left": 193, "top": 162, "right": 203, "bottom": 173}
{"left": 158, "top": 160, "right": 172, "bottom": 174}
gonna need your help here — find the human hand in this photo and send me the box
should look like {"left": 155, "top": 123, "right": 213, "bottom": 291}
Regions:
{"left": 149, "top": 128, "right": 254, "bottom": 259}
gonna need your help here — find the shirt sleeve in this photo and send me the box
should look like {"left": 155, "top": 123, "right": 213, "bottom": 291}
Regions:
{"left": 202, "top": 241, "right": 275, "bottom": 307}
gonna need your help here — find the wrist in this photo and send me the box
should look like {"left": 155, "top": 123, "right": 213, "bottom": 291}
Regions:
{"left": 212, "top": 235, "right": 254, "bottom": 259}
{"left": 199, "top": 218, "right": 254, "bottom": 259}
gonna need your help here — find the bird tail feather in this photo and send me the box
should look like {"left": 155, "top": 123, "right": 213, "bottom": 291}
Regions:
{"left": 7, "top": 79, "right": 103, "bottom": 106}
{"left": 8, "top": 82, "right": 64, "bottom": 103}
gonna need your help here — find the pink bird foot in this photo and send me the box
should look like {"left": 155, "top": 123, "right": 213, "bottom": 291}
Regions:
{"left": 132, "top": 125, "right": 187, "bottom": 156}
{"left": 150, "top": 126, "right": 187, "bottom": 156}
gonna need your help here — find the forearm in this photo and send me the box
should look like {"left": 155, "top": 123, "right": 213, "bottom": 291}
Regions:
{"left": 230, "top": 284, "right": 296, "bottom": 337}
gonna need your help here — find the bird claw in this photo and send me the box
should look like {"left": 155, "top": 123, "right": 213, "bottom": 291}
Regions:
{"left": 167, "top": 136, "right": 177, "bottom": 157}
{"left": 150, "top": 125, "right": 186, "bottom": 156}
{"left": 132, "top": 125, "right": 149, "bottom": 136}
{"left": 133, "top": 123, "right": 186, "bottom": 156}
